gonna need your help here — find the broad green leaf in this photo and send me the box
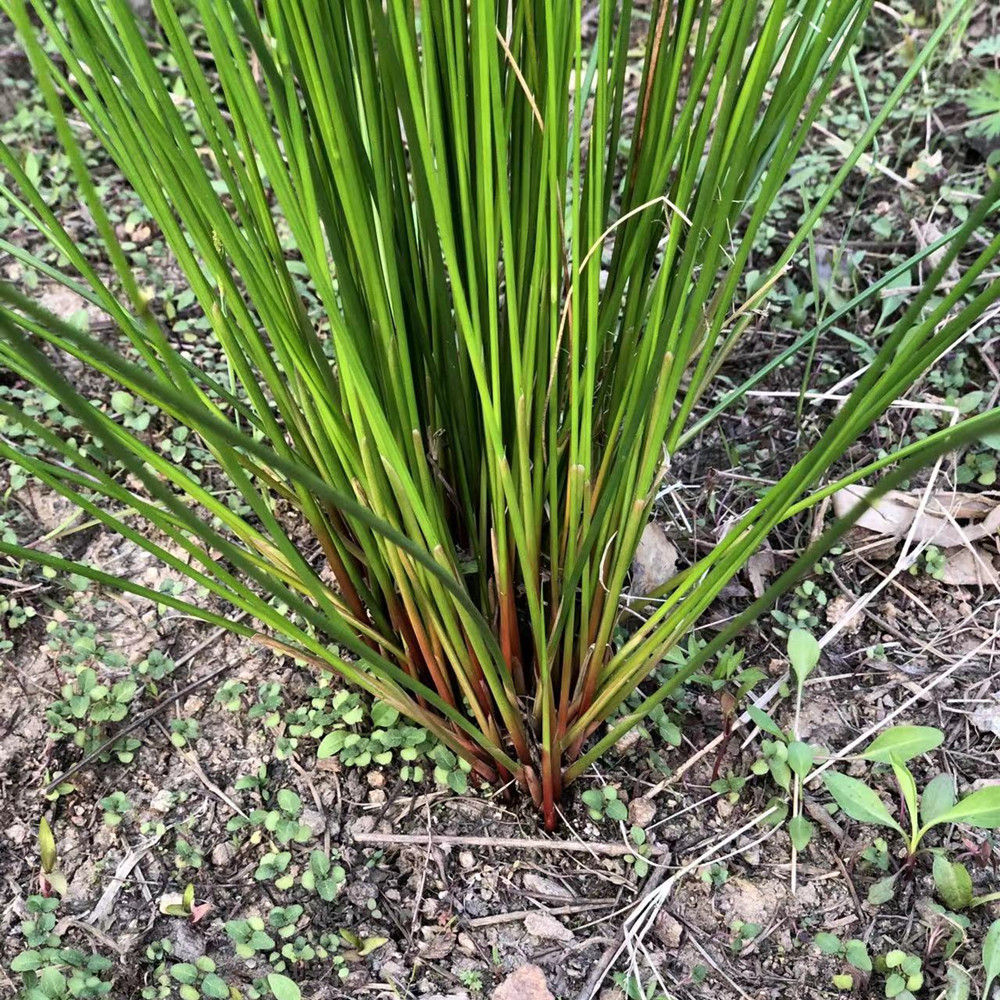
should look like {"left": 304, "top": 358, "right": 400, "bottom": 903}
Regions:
{"left": 276, "top": 788, "right": 301, "bottom": 814}
{"left": 925, "top": 786, "right": 1000, "bottom": 831}
{"left": 890, "top": 760, "right": 919, "bottom": 834}
{"left": 788, "top": 814, "right": 813, "bottom": 851}
{"left": 932, "top": 854, "right": 973, "bottom": 911}
{"left": 823, "top": 772, "right": 904, "bottom": 835}
{"left": 371, "top": 700, "right": 399, "bottom": 728}
{"left": 787, "top": 741, "right": 814, "bottom": 780}
{"left": 358, "top": 936, "right": 388, "bottom": 956}
{"left": 747, "top": 704, "right": 784, "bottom": 739}
{"left": 787, "top": 630, "right": 820, "bottom": 687}
{"left": 11, "top": 951, "right": 42, "bottom": 972}
{"left": 861, "top": 726, "right": 943, "bottom": 764}
{"left": 267, "top": 973, "right": 301, "bottom": 1000}
{"left": 984, "top": 921, "right": 1000, "bottom": 1000}
{"left": 921, "top": 774, "right": 956, "bottom": 827}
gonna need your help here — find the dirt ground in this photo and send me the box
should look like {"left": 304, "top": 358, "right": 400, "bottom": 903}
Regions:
{"left": 2, "top": 3, "right": 1000, "bottom": 1000}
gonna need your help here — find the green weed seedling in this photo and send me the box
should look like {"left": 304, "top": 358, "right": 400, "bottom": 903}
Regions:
{"left": 141, "top": 956, "right": 229, "bottom": 1000}
{"left": 300, "top": 849, "right": 345, "bottom": 901}
{"left": 99, "top": 791, "right": 130, "bottom": 828}
{"left": 250, "top": 788, "right": 312, "bottom": 846}
{"left": 747, "top": 631, "right": 822, "bottom": 859}
{"left": 12, "top": 895, "right": 113, "bottom": 999}
{"left": 823, "top": 726, "right": 1000, "bottom": 903}
{"left": 580, "top": 784, "right": 628, "bottom": 823}
{"left": 813, "top": 932, "right": 872, "bottom": 989}
{"left": 874, "top": 949, "right": 923, "bottom": 1000}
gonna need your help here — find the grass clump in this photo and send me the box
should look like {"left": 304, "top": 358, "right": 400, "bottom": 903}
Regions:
{"left": 0, "top": 0, "right": 998, "bottom": 827}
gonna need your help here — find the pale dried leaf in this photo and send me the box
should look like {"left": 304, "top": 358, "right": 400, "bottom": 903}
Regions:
{"left": 746, "top": 549, "right": 775, "bottom": 599}
{"left": 631, "top": 522, "right": 678, "bottom": 595}
{"left": 971, "top": 698, "right": 1000, "bottom": 738}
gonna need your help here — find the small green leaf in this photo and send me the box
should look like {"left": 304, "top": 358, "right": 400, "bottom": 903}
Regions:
{"left": 885, "top": 973, "right": 906, "bottom": 998}
{"left": 276, "top": 788, "right": 301, "bottom": 814}
{"left": 891, "top": 760, "right": 919, "bottom": 834}
{"left": 11, "top": 951, "right": 42, "bottom": 972}
{"left": 845, "top": 939, "right": 871, "bottom": 972}
{"left": 788, "top": 629, "right": 820, "bottom": 686}
{"left": 747, "top": 704, "right": 784, "bottom": 739}
{"left": 861, "top": 726, "right": 943, "bottom": 764}
{"left": 358, "top": 935, "right": 388, "bottom": 956}
{"left": 944, "top": 963, "right": 971, "bottom": 1000}
{"left": 921, "top": 774, "right": 956, "bottom": 827}
{"left": 371, "top": 700, "right": 399, "bottom": 728}
{"left": 885, "top": 950, "right": 906, "bottom": 968}
{"left": 38, "top": 817, "right": 57, "bottom": 873}
{"left": 832, "top": 974, "right": 854, "bottom": 990}
{"left": 788, "top": 814, "right": 813, "bottom": 851}
{"left": 867, "top": 873, "right": 897, "bottom": 905}
{"left": 823, "top": 772, "right": 904, "bottom": 834}
{"left": 983, "top": 919, "right": 1000, "bottom": 1000}
{"left": 267, "top": 973, "right": 302, "bottom": 1000}
{"left": 926, "top": 786, "right": 1000, "bottom": 831}
{"left": 813, "top": 932, "right": 841, "bottom": 955}
{"left": 110, "top": 390, "right": 134, "bottom": 414}
{"left": 170, "top": 963, "right": 199, "bottom": 985}
{"left": 202, "top": 974, "right": 230, "bottom": 998}
{"left": 933, "top": 854, "right": 973, "bottom": 911}
{"left": 605, "top": 797, "right": 628, "bottom": 822}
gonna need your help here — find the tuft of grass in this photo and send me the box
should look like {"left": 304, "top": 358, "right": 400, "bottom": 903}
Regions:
{"left": 0, "top": 0, "right": 998, "bottom": 826}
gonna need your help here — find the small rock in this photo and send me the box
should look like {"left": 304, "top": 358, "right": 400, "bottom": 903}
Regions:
{"left": 368, "top": 789, "right": 387, "bottom": 806}
{"left": 522, "top": 873, "right": 573, "bottom": 900}
{"left": 367, "top": 771, "right": 385, "bottom": 788}
{"left": 301, "top": 808, "right": 326, "bottom": 835}
{"left": 210, "top": 842, "right": 235, "bottom": 867}
{"left": 459, "top": 851, "right": 476, "bottom": 870}
{"left": 716, "top": 798, "right": 734, "bottom": 820}
{"left": 492, "top": 964, "right": 555, "bottom": 1000}
{"left": 6, "top": 823, "right": 28, "bottom": 846}
{"left": 149, "top": 789, "right": 174, "bottom": 813}
{"left": 350, "top": 814, "right": 376, "bottom": 837}
{"left": 628, "top": 797, "right": 656, "bottom": 828}
{"left": 171, "top": 921, "right": 206, "bottom": 963}
{"left": 653, "top": 910, "right": 683, "bottom": 949}
{"left": 523, "top": 911, "right": 573, "bottom": 943}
